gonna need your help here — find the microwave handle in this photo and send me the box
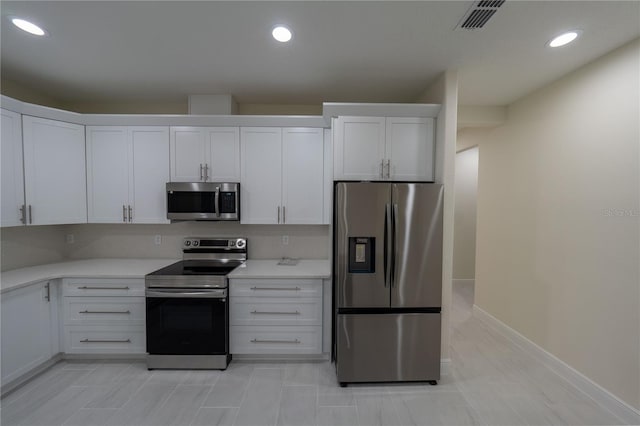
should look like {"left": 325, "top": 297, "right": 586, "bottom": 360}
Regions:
{"left": 214, "top": 186, "right": 220, "bottom": 217}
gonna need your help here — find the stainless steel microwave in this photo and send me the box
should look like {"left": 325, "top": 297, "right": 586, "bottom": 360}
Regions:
{"left": 166, "top": 182, "right": 240, "bottom": 221}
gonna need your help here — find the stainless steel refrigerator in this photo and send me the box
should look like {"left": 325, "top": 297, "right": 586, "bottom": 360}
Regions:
{"left": 334, "top": 182, "right": 443, "bottom": 385}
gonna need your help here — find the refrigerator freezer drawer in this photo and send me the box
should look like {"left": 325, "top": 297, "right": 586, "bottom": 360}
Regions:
{"left": 336, "top": 312, "right": 440, "bottom": 384}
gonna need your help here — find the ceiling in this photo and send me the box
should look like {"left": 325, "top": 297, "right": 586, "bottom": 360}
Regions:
{"left": 1, "top": 1, "right": 639, "bottom": 107}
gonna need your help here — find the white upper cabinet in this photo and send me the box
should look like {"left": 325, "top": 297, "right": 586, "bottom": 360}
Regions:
{"left": 241, "top": 127, "right": 325, "bottom": 225}
{"left": 333, "top": 116, "right": 434, "bottom": 181}
{"left": 86, "top": 126, "right": 169, "bottom": 224}
{"left": 240, "top": 127, "right": 282, "bottom": 224}
{"left": 170, "top": 127, "right": 240, "bottom": 182}
{"left": 130, "top": 127, "right": 170, "bottom": 223}
{"left": 385, "top": 117, "right": 434, "bottom": 181}
{"left": 333, "top": 116, "right": 385, "bottom": 180}
{"left": 282, "top": 128, "right": 324, "bottom": 224}
{"left": 1, "top": 109, "right": 25, "bottom": 227}
{"left": 22, "top": 116, "right": 87, "bottom": 225}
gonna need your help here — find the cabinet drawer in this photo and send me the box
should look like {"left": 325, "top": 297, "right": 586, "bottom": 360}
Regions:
{"left": 230, "top": 298, "right": 321, "bottom": 326}
{"left": 230, "top": 325, "right": 321, "bottom": 354}
{"left": 230, "top": 279, "right": 321, "bottom": 298}
{"left": 63, "top": 278, "right": 145, "bottom": 297}
{"left": 64, "top": 325, "right": 145, "bottom": 354}
{"left": 63, "top": 297, "right": 145, "bottom": 325}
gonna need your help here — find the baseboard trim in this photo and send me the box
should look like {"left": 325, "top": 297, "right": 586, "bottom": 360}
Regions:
{"left": 472, "top": 304, "right": 640, "bottom": 425}
{"left": 62, "top": 353, "right": 146, "bottom": 361}
{"left": 452, "top": 279, "right": 475, "bottom": 286}
{"left": 440, "top": 358, "right": 451, "bottom": 376}
{"left": 1, "top": 353, "right": 63, "bottom": 398}
{"left": 232, "top": 353, "right": 330, "bottom": 363}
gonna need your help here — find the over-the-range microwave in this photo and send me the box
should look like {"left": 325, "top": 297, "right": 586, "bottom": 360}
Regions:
{"left": 166, "top": 182, "right": 240, "bottom": 221}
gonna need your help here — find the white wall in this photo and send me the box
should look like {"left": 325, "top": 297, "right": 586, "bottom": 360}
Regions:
{"left": 1, "top": 225, "right": 67, "bottom": 271}
{"left": 62, "top": 223, "right": 329, "bottom": 260}
{"left": 416, "top": 70, "right": 458, "bottom": 364}
{"left": 1, "top": 223, "right": 329, "bottom": 271}
{"left": 453, "top": 146, "right": 478, "bottom": 280}
{"left": 473, "top": 39, "right": 640, "bottom": 410}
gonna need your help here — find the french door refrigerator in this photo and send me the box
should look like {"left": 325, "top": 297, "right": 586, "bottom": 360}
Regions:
{"left": 334, "top": 182, "right": 443, "bottom": 385}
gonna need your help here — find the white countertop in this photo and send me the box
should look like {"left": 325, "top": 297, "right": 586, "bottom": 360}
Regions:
{"left": 0, "top": 258, "right": 179, "bottom": 293}
{"left": 0, "top": 258, "right": 331, "bottom": 293}
{"left": 228, "top": 259, "right": 331, "bottom": 279}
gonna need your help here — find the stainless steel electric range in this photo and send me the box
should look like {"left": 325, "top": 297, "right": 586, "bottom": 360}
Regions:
{"left": 145, "top": 237, "right": 247, "bottom": 370}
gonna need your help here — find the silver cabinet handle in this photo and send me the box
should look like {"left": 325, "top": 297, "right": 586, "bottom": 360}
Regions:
{"left": 385, "top": 159, "right": 391, "bottom": 178}
{"left": 19, "top": 205, "right": 26, "bottom": 224}
{"left": 80, "top": 338, "right": 131, "bottom": 343}
{"left": 199, "top": 163, "right": 204, "bottom": 181}
{"left": 380, "top": 159, "right": 384, "bottom": 178}
{"left": 79, "top": 310, "right": 131, "bottom": 314}
{"left": 282, "top": 206, "right": 286, "bottom": 224}
{"left": 28, "top": 205, "right": 33, "bottom": 224}
{"left": 204, "top": 164, "right": 209, "bottom": 182}
{"left": 250, "top": 286, "right": 301, "bottom": 291}
{"left": 277, "top": 206, "right": 280, "bottom": 224}
{"left": 77, "top": 286, "right": 130, "bottom": 290}
{"left": 123, "top": 205, "right": 127, "bottom": 222}
{"left": 44, "top": 282, "right": 50, "bottom": 302}
{"left": 128, "top": 205, "right": 132, "bottom": 222}
{"left": 250, "top": 310, "right": 300, "bottom": 315}
{"left": 250, "top": 338, "right": 300, "bottom": 344}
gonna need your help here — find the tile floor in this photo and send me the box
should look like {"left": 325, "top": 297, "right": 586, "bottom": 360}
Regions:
{"left": 0, "top": 282, "right": 629, "bottom": 426}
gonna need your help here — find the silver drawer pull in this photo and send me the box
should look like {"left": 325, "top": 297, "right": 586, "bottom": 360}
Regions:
{"left": 79, "top": 310, "right": 131, "bottom": 314}
{"left": 250, "top": 338, "right": 300, "bottom": 344}
{"left": 80, "top": 338, "right": 131, "bottom": 343}
{"left": 250, "top": 310, "right": 300, "bottom": 315}
{"left": 77, "top": 286, "right": 130, "bottom": 290}
{"left": 249, "top": 287, "right": 301, "bottom": 291}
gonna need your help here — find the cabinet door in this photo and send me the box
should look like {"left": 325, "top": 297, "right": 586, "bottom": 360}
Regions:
{"left": 333, "top": 116, "right": 385, "bottom": 180}
{"left": 131, "top": 127, "right": 170, "bottom": 223}
{"left": 240, "top": 127, "right": 282, "bottom": 224}
{"left": 170, "top": 127, "right": 206, "bottom": 182}
{"left": 282, "top": 128, "right": 324, "bottom": 224}
{"left": 323, "top": 128, "right": 333, "bottom": 225}
{"left": 207, "top": 127, "right": 240, "bottom": 181}
{"left": 86, "top": 127, "right": 131, "bottom": 223}
{"left": 22, "top": 116, "right": 87, "bottom": 225}
{"left": 385, "top": 117, "right": 434, "bottom": 181}
{"left": 1, "top": 282, "right": 53, "bottom": 386}
{"left": 1, "top": 109, "right": 25, "bottom": 227}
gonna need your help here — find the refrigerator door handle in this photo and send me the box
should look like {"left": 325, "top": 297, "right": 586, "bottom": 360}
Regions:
{"left": 392, "top": 203, "right": 398, "bottom": 288}
{"left": 384, "top": 203, "right": 392, "bottom": 288}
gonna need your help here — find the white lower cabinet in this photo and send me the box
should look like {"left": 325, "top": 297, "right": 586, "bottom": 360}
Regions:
{"left": 62, "top": 278, "right": 146, "bottom": 354}
{"left": 1, "top": 280, "right": 58, "bottom": 387}
{"left": 229, "top": 278, "right": 323, "bottom": 355}
{"left": 64, "top": 326, "right": 146, "bottom": 354}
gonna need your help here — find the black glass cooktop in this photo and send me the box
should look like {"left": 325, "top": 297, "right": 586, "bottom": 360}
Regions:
{"left": 147, "top": 260, "right": 241, "bottom": 277}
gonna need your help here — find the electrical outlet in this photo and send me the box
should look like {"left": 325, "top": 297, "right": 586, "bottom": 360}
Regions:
{"left": 282, "top": 235, "right": 289, "bottom": 245}
{"left": 154, "top": 235, "right": 162, "bottom": 245}
{"left": 66, "top": 234, "right": 75, "bottom": 244}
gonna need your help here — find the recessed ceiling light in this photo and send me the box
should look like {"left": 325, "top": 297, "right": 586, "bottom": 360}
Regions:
{"left": 272, "top": 26, "right": 292, "bottom": 43}
{"left": 11, "top": 17, "right": 47, "bottom": 36}
{"left": 548, "top": 31, "right": 580, "bottom": 48}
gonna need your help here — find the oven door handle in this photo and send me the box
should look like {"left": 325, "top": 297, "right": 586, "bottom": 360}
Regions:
{"left": 146, "top": 289, "right": 227, "bottom": 298}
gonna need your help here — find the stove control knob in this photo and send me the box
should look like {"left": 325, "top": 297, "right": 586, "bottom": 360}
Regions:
{"left": 236, "top": 239, "right": 246, "bottom": 249}
{"left": 193, "top": 241, "right": 199, "bottom": 247}
{"left": 185, "top": 241, "right": 191, "bottom": 246}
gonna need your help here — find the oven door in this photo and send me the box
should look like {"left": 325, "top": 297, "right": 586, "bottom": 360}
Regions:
{"left": 145, "top": 288, "right": 228, "bottom": 355}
